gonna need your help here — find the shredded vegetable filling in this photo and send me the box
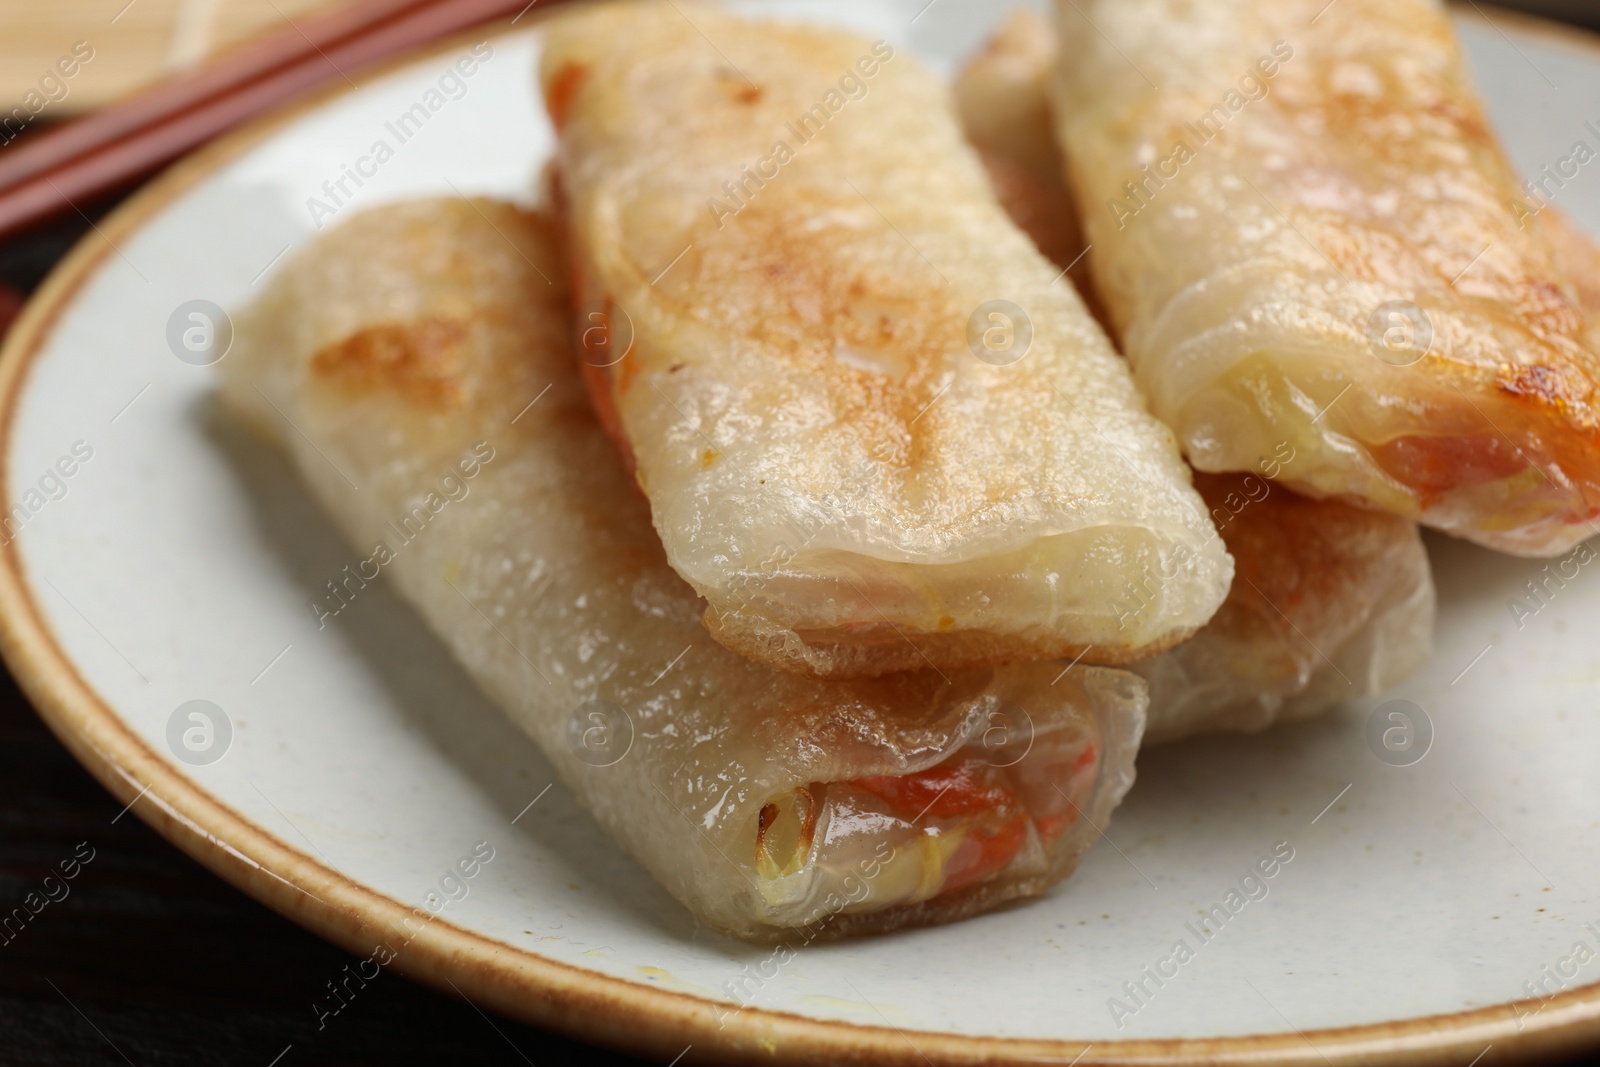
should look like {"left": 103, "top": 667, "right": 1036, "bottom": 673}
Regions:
{"left": 752, "top": 728, "right": 1100, "bottom": 923}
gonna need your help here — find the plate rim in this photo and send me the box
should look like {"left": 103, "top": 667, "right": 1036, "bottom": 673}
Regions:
{"left": 2, "top": 6, "right": 1599, "bottom": 1065}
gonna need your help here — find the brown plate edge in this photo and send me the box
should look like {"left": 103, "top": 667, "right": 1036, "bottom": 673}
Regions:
{"left": 0, "top": 7, "right": 1598, "bottom": 1067}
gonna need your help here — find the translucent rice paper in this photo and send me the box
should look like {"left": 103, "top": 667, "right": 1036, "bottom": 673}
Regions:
{"left": 542, "top": 1, "right": 1232, "bottom": 679}
{"left": 1054, "top": 0, "right": 1600, "bottom": 557}
{"left": 220, "top": 198, "right": 1147, "bottom": 941}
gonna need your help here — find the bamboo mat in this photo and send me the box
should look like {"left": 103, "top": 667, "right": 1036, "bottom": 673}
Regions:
{"left": 1, "top": 0, "right": 351, "bottom": 115}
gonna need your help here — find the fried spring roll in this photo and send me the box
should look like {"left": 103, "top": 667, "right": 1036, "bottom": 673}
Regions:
{"left": 219, "top": 199, "right": 1146, "bottom": 941}
{"left": 951, "top": 9, "right": 1091, "bottom": 298}
{"left": 1135, "top": 473, "right": 1433, "bottom": 743}
{"left": 540, "top": 1, "right": 1232, "bottom": 679}
{"left": 957, "top": 9, "right": 1435, "bottom": 743}
{"left": 1053, "top": 0, "right": 1600, "bottom": 557}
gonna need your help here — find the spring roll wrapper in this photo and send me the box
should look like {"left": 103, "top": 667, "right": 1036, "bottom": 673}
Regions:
{"left": 219, "top": 199, "right": 1146, "bottom": 942}
{"left": 1135, "top": 474, "right": 1434, "bottom": 743}
{"left": 540, "top": 1, "right": 1232, "bottom": 680}
{"left": 1053, "top": 0, "right": 1600, "bottom": 558}
{"left": 951, "top": 8, "right": 1096, "bottom": 316}
{"left": 955, "top": 10, "right": 1436, "bottom": 744}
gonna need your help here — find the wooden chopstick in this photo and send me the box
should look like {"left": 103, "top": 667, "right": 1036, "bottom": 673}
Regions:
{"left": 0, "top": 0, "right": 552, "bottom": 243}
{"left": 0, "top": 0, "right": 439, "bottom": 194}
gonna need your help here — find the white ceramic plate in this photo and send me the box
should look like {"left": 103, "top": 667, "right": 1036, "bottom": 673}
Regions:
{"left": 5, "top": 3, "right": 1600, "bottom": 1064}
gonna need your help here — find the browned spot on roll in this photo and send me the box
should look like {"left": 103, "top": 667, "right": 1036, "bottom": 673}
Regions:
{"left": 545, "top": 61, "right": 589, "bottom": 131}
{"left": 309, "top": 319, "right": 469, "bottom": 408}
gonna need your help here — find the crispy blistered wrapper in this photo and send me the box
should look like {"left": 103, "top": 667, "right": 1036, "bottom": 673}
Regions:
{"left": 1053, "top": 0, "right": 1600, "bottom": 556}
{"left": 956, "top": 8, "right": 1435, "bottom": 742}
{"left": 1136, "top": 472, "right": 1434, "bottom": 743}
{"left": 541, "top": 0, "right": 1232, "bottom": 679}
{"left": 219, "top": 198, "right": 1146, "bottom": 942}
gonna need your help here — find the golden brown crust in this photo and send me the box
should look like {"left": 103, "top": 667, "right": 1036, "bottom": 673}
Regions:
{"left": 222, "top": 196, "right": 1149, "bottom": 940}
{"left": 543, "top": 0, "right": 1232, "bottom": 677}
{"left": 309, "top": 319, "right": 470, "bottom": 408}
{"left": 1132, "top": 470, "right": 1433, "bottom": 744}
{"left": 1052, "top": 0, "right": 1600, "bottom": 554}
{"left": 958, "top": 10, "right": 1433, "bottom": 739}
{"left": 1198, "top": 471, "right": 1406, "bottom": 624}
{"left": 544, "top": 59, "right": 588, "bottom": 132}
{"left": 615, "top": 211, "right": 959, "bottom": 462}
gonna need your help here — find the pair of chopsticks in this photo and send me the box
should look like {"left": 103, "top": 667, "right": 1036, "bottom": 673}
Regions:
{"left": 0, "top": 0, "right": 555, "bottom": 245}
